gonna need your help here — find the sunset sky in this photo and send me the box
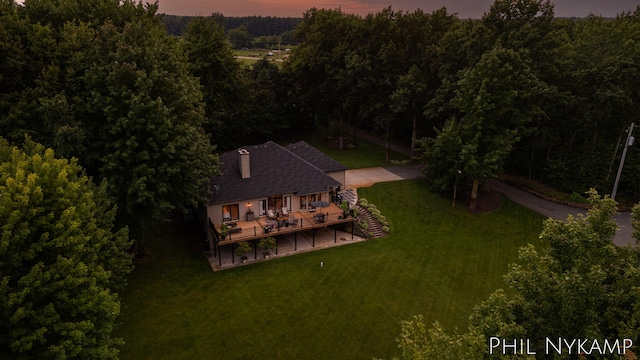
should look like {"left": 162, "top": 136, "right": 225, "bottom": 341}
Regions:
{"left": 156, "top": 0, "right": 638, "bottom": 19}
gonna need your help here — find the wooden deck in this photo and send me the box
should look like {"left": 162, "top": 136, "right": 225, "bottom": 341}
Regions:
{"left": 215, "top": 203, "right": 354, "bottom": 246}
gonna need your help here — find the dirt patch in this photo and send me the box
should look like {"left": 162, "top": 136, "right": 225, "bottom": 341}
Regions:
{"left": 466, "top": 189, "right": 502, "bottom": 214}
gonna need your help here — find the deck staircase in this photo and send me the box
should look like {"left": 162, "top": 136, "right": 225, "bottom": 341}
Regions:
{"left": 341, "top": 188, "right": 358, "bottom": 207}
{"left": 356, "top": 204, "right": 386, "bottom": 238}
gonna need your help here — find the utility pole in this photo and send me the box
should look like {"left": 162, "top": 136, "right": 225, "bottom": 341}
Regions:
{"left": 611, "top": 122, "right": 635, "bottom": 200}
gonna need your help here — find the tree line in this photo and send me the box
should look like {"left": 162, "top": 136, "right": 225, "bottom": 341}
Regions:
{"left": 162, "top": 14, "right": 301, "bottom": 38}
{"left": 284, "top": 1, "right": 640, "bottom": 203}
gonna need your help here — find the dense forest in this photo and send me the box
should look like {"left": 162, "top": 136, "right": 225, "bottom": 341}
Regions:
{"left": 283, "top": 2, "right": 640, "bottom": 202}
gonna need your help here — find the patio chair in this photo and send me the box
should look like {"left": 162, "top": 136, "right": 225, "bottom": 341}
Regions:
{"left": 267, "top": 209, "right": 276, "bottom": 219}
{"left": 282, "top": 207, "right": 289, "bottom": 216}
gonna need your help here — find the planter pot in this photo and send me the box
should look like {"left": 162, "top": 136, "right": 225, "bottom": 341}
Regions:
{"left": 263, "top": 252, "right": 270, "bottom": 259}
{"left": 246, "top": 212, "right": 255, "bottom": 221}
{"left": 241, "top": 256, "right": 248, "bottom": 264}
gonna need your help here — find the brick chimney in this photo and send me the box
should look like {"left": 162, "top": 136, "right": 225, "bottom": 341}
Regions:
{"left": 238, "top": 148, "right": 250, "bottom": 179}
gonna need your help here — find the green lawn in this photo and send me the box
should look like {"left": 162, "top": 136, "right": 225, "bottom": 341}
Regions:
{"left": 116, "top": 180, "right": 545, "bottom": 359}
{"left": 279, "top": 132, "right": 411, "bottom": 169}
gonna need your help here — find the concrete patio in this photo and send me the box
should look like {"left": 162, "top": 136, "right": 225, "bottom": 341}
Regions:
{"left": 204, "top": 227, "right": 365, "bottom": 271}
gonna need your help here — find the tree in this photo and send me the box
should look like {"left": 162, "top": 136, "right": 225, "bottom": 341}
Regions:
{"left": 257, "top": 236, "right": 277, "bottom": 254}
{"left": 470, "top": 190, "right": 640, "bottom": 352}
{"left": 227, "top": 25, "right": 253, "bottom": 49}
{"left": 389, "top": 9, "right": 457, "bottom": 157}
{"left": 242, "top": 58, "right": 291, "bottom": 141}
{"left": 235, "top": 241, "right": 252, "bottom": 260}
{"left": 0, "top": 1, "right": 220, "bottom": 254}
{"left": 180, "top": 15, "right": 245, "bottom": 150}
{"left": 420, "top": 45, "right": 546, "bottom": 208}
{"left": 386, "top": 190, "right": 640, "bottom": 358}
{"left": 385, "top": 317, "right": 484, "bottom": 360}
{"left": 87, "top": 16, "right": 217, "bottom": 250}
{"left": 0, "top": 138, "right": 132, "bottom": 359}
{"left": 540, "top": 15, "right": 640, "bottom": 193}
{"left": 286, "top": 8, "right": 362, "bottom": 139}
{"left": 80, "top": 15, "right": 219, "bottom": 248}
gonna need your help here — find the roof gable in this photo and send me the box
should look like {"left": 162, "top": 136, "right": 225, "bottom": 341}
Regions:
{"left": 286, "top": 141, "right": 348, "bottom": 173}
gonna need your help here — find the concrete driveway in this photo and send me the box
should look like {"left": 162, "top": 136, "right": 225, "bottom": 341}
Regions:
{"left": 344, "top": 165, "right": 635, "bottom": 246}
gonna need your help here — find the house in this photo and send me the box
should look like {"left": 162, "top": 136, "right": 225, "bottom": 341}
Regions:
{"left": 204, "top": 141, "right": 353, "bottom": 265}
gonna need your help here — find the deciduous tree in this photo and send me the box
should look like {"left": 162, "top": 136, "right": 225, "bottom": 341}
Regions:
{"left": 470, "top": 190, "right": 640, "bottom": 350}
{"left": 181, "top": 15, "right": 243, "bottom": 149}
{"left": 0, "top": 1, "right": 220, "bottom": 253}
{"left": 0, "top": 138, "right": 131, "bottom": 359}
{"left": 420, "top": 45, "right": 546, "bottom": 208}
{"left": 386, "top": 191, "right": 640, "bottom": 358}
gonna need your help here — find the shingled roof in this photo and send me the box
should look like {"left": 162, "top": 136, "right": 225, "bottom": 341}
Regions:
{"left": 286, "top": 141, "right": 348, "bottom": 173}
{"left": 209, "top": 141, "right": 344, "bottom": 205}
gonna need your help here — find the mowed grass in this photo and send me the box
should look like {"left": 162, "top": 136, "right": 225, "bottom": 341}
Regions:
{"left": 279, "top": 132, "right": 411, "bottom": 169}
{"left": 116, "top": 180, "right": 545, "bottom": 360}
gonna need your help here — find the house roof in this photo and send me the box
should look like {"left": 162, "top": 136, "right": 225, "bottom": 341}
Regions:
{"left": 286, "top": 141, "right": 348, "bottom": 173}
{"left": 209, "top": 141, "right": 344, "bottom": 205}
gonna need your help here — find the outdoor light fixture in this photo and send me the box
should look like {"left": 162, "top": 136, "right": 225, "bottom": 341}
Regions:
{"left": 453, "top": 169, "right": 462, "bottom": 207}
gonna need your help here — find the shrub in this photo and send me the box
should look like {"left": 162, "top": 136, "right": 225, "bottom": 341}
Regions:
{"left": 359, "top": 220, "right": 369, "bottom": 230}
{"left": 235, "top": 241, "right": 252, "bottom": 258}
{"left": 258, "top": 237, "right": 277, "bottom": 251}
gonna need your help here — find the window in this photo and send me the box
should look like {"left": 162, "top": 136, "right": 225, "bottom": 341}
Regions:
{"left": 303, "top": 193, "right": 323, "bottom": 209}
{"left": 268, "top": 195, "right": 283, "bottom": 211}
{"left": 222, "top": 204, "right": 239, "bottom": 222}
{"left": 300, "top": 196, "right": 306, "bottom": 210}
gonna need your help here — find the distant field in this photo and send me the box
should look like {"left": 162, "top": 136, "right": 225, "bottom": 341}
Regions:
{"left": 234, "top": 48, "right": 290, "bottom": 65}
{"left": 116, "top": 180, "right": 545, "bottom": 360}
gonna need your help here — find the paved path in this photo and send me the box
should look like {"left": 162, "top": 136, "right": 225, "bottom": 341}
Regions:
{"left": 346, "top": 127, "right": 635, "bottom": 246}
{"left": 487, "top": 179, "right": 634, "bottom": 246}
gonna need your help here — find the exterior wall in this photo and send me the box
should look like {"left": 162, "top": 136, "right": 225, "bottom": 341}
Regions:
{"left": 206, "top": 190, "right": 335, "bottom": 250}
{"left": 327, "top": 170, "right": 346, "bottom": 189}
{"left": 208, "top": 190, "right": 336, "bottom": 227}
{"left": 208, "top": 198, "right": 261, "bottom": 227}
